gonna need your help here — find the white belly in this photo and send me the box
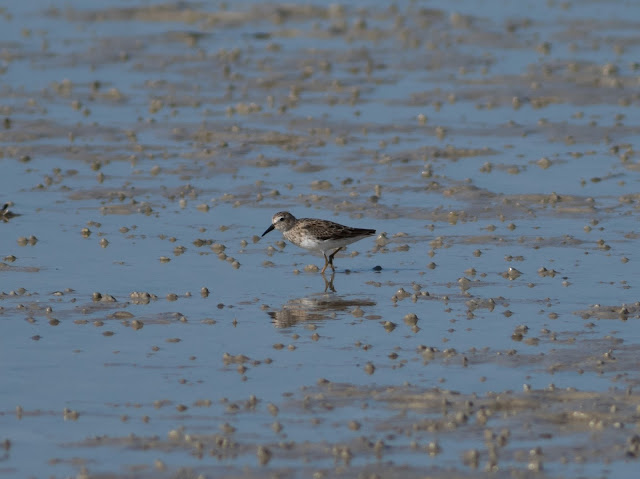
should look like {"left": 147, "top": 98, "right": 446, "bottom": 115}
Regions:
{"left": 291, "top": 234, "right": 367, "bottom": 254}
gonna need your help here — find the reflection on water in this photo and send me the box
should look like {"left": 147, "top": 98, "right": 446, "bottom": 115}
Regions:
{"left": 323, "top": 272, "right": 335, "bottom": 292}
{"left": 269, "top": 287, "right": 376, "bottom": 328}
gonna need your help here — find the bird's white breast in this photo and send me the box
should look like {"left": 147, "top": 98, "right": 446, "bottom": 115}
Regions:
{"left": 297, "top": 236, "right": 324, "bottom": 251}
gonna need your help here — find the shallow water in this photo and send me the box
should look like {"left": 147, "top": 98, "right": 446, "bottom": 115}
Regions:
{"left": 2, "top": 1, "right": 640, "bottom": 478}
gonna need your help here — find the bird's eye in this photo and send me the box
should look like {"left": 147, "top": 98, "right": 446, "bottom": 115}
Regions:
{"left": 278, "top": 217, "right": 284, "bottom": 222}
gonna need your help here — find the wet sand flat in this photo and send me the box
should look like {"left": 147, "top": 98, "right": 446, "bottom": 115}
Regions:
{"left": 2, "top": 1, "right": 640, "bottom": 478}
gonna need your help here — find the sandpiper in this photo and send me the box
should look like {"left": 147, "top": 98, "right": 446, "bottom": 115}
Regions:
{"left": 0, "top": 203, "right": 17, "bottom": 222}
{"left": 262, "top": 211, "right": 376, "bottom": 274}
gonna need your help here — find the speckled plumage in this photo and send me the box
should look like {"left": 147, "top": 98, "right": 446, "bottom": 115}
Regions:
{"left": 262, "top": 211, "right": 375, "bottom": 273}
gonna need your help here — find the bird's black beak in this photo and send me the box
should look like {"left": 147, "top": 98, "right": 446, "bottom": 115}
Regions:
{"left": 262, "top": 224, "right": 275, "bottom": 237}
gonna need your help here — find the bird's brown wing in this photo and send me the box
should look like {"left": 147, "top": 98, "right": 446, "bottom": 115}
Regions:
{"left": 299, "top": 219, "right": 375, "bottom": 241}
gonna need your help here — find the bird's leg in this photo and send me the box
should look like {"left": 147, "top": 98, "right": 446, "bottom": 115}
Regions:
{"left": 321, "top": 253, "right": 329, "bottom": 274}
{"left": 327, "top": 247, "right": 343, "bottom": 272}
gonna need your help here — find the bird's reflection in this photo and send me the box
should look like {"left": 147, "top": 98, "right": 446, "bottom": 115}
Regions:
{"left": 268, "top": 287, "right": 376, "bottom": 329}
{"left": 322, "top": 272, "right": 335, "bottom": 292}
